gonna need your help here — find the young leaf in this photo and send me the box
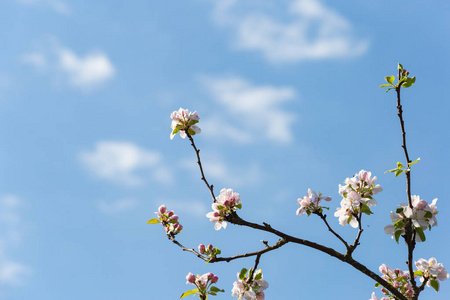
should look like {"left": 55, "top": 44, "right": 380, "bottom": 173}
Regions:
{"left": 209, "top": 286, "right": 224, "bottom": 293}
{"left": 147, "top": 218, "right": 160, "bottom": 224}
{"left": 395, "top": 230, "right": 402, "bottom": 243}
{"left": 395, "top": 169, "right": 403, "bottom": 177}
{"left": 180, "top": 289, "right": 198, "bottom": 299}
{"left": 409, "top": 157, "right": 420, "bottom": 166}
{"left": 424, "top": 211, "right": 433, "bottom": 219}
{"left": 361, "top": 204, "right": 373, "bottom": 215}
{"left": 430, "top": 279, "right": 440, "bottom": 292}
{"left": 415, "top": 227, "right": 426, "bottom": 242}
{"left": 239, "top": 268, "right": 248, "bottom": 280}
{"left": 398, "top": 63, "right": 403, "bottom": 71}
{"left": 402, "top": 76, "right": 416, "bottom": 88}
{"left": 379, "top": 84, "right": 392, "bottom": 88}
{"left": 375, "top": 283, "right": 381, "bottom": 288}
{"left": 413, "top": 271, "right": 423, "bottom": 276}
{"left": 253, "top": 269, "right": 263, "bottom": 281}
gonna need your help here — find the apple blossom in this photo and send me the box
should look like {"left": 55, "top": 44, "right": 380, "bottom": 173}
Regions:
{"left": 151, "top": 205, "right": 183, "bottom": 235}
{"left": 198, "top": 243, "right": 221, "bottom": 262}
{"left": 384, "top": 196, "right": 438, "bottom": 243}
{"left": 415, "top": 257, "right": 449, "bottom": 291}
{"left": 375, "top": 264, "right": 413, "bottom": 299}
{"left": 335, "top": 170, "right": 382, "bottom": 227}
{"left": 181, "top": 272, "right": 224, "bottom": 299}
{"left": 170, "top": 108, "right": 201, "bottom": 140}
{"left": 231, "top": 268, "right": 268, "bottom": 300}
{"left": 206, "top": 188, "right": 242, "bottom": 230}
{"left": 296, "top": 189, "right": 331, "bottom": 216}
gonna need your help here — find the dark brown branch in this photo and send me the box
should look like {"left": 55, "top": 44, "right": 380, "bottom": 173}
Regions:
{"left": 246, "top": 253, "right": 262, "bottom": 287}
{"left": 186, "top": 133, "right": 216, "bottom": 202}
{"left": 316, "top": 212, "right": 349, "bottom": 250}
{"left": 227, "top": 212, "right": 408, "bottom": 300}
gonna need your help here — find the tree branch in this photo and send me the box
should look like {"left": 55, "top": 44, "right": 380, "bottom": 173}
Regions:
{"left": 316, "top": 212, "right": 350, "bottom": 250}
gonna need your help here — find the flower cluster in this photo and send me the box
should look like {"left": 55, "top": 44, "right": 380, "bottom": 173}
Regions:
{"left": 334, "top": 170, "right": 382, "bottom": 228}
{"left": 170, "top": 108, "right": 201, "bottom": 140}
{"left": 384, "top": 196, "right": 438, "bottom": 242}
{"left": 182, "top": 272, "right": 224, "bottom": 299}
{"left": 206, "top": 188, "right": 242, "bottom": 230}
{"left": 296, "top": 188, "right": 331, "bottom": 216}
{"left": 231, "top": 268, "right": 268, "bottom": 300}
{"left": 198, "top": 244, "right": 221, "bottom": 263}
{"left": 376, "top": 264, "right": 413, "bottom": 299}
{"left": 415, "top": 257, "right": 449, "bottom": 291}
{"left": 153, "top": 205, "right": 183, "bottom": 235}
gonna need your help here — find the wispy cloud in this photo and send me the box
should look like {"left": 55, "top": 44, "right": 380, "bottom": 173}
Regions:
{"left": 211, "top": 0, "right": 368, "bottom": 63}
{"left": 201, "top": 75, "right": 297, "bottom": 143}
{"left": 80, "top": 141, "right": 172, "bottom": 187}
{"left": 97, "top": 198, "right": 139, "bottom": 215}
{"left": 0, "top": 195, "right": 31, "bottom": 285}
{"left": 21, "top": 38, "right": 115, "bottom": 90}
{"left": 14, "top": 0, "right": 71, "bottom": 15}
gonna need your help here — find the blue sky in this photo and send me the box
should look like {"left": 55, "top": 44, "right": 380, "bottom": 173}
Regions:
{"left": 0, "top": 0, "right": 449, "bottom": 299}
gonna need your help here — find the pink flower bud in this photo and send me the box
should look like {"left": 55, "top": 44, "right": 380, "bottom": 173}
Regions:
{"left": 198, "top": 244, "right": 206, "bottom": 254}
{"left": 415, "top": 200, "right": 427, "bottom": 210}
{"left": 394, "top": 269, "right": 401, "bottom": 275}
{"left": 208, "top": 244, "right": 213, "bottom": 250}
{"left": 171, "top": 215, "right": 179, "bottom": 222}
{"left": 158, "top": 205, "right": 167, "bottom": 214}
{"left": 393, "top": 281, "right": 400, "bottom": 288}
{"left": 186, "top": 272, "right": 196, "bottom": 284}
{"left": 211, "top": 275, "right": 219, "bottom": 283}
{"left": 168, "top": 211, "right": 174, "bottom": 217}
{"left": 207, "top": 273, "right": 214, "bottom": 280}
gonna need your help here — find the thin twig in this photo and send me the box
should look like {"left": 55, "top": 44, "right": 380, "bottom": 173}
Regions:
{"left": 187, "top": 133, "right": 216, "bottom": 202}
{"left": 316, "top": 212, "right": 349, "bottom": 250}
{"left": 347, "top": 210, "right": 364, "bottom": 257}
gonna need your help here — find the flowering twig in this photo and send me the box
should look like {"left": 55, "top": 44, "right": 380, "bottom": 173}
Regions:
{"left": 395, "top": 67, "right": 419, "bottom": 297}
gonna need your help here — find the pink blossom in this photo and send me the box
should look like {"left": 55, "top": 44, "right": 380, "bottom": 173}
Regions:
{"left": 415, "top": 257, "right": 449, "bottom": 284}
{"left": 206, "top": 188, "right": 242, "bottom": 230}
{"left": 296, "top": 189, "right": 331, "bottom": 216}
{"left": 198, "top": 244, "right": 206, "bottom": 254}
{"left": 170, "top": 108, "right": 201, "bottom": 139}
{"left": 186, "top": 272, "right": 196, "bottom": 284}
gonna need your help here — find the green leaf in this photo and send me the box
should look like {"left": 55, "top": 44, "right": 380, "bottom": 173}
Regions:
{"left": 361, "top": 204, "right": 373, "bottom": 215}
{"left": 172, "top": 126, "right": 181, "bottom": 135}
{"left": 398, "top": 63, "right": 403, "bottom": 71}
{"left": 374, "top": 283, "right": 381, "bottom": 288}
{"left": 188, "top": 119, "right": 199, "bottom": 126}
{"left": 208, "top": 292, "right": 216, "bottom": 296}
{"left": 409, "top": 157, "right": 420, "bottom": 166}
{"left": 385, "top": 168, "right": 396, "bottom": 174}
{"left": 147, "top": 218, "right": 160, "bottom": 224}
{"left": 253, "top": 269, "right": 263, "bottom": 281}
{"left": 239, "top": 268, "right": 248, "bottom": 280}
{"left": 396, "top": 207, "right": 404, "bottom": 214}
{"left": 235, "top": 204, "right": 242, "bottom": 210}
{"left": 414, "top": 271, "right": 423, "bottom": 276}
{"left": 397, "top": 162, "right": 404, "bottom": 168}
{"left": 430, "top": 279, "right": 440, "bottom": 292}
{"left": 188, "top": 128, "right": 196, "bottom": 135}
{"left": 180, "top": 289, "right": 198, "bottom": 299}
{"left": 402, "top": 76, "right": 416, "bottom": 88}
{"left": 395, "top": 169, "right": 403, "bottom": 177}
{"left": 210, "top": 286, "right": 224, "bottom": 293}
{"left": 385, "top": 75, "right": 395, "bottom": 84}
{"left": 393, "top": 220, "right": 404, "bottom": 229}
{"left": 415, "top": 227, "right": 426, "bottom": 242}
{"left": 395, "top": 230, "right": 402, "bottom": 243}
{"left": 424, "top": 211, "right": 433, "bottom": 219}
{"left": 385, "top": 87, "right": 393, "bottom": 93}
{"left": 379, "top": 84, "right": 392, "bottom": 88}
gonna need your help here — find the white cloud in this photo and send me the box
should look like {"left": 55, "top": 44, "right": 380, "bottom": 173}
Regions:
{"left": 0, "top": 195, "right": 31, "bottom": 285}
{"left": 80, "top": 141, "right": 172, "bottom": 187}
{"left": 97, "top": 198, "right": 139, "bottom": 215}
{"left": 14, "top": 0, "right": 71, "bottom": 15}
{"left": 211, "top": 0, "right": 368, "bottom": 63}
{"left": 201, "top": 76, "right": 297, "bottom": 143}
{"left": 21, "top": 38, "right": 115, "bottom": 90}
